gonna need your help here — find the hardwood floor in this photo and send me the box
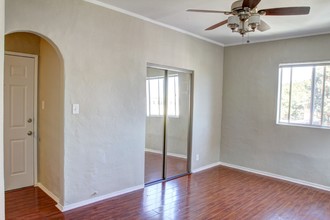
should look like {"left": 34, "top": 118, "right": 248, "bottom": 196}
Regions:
{"left": 145, "top": 151, "right": 188, "bottom": 183}
{"left": 5, "top": 186, "right": 60, "bottom": 219}
{"left": 5, "top": 166, "right": 330, "bottom": 219}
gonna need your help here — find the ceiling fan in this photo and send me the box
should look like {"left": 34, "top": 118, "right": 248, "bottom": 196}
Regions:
{"left": 187, "top": 0, "right": 310, "bottom": 36}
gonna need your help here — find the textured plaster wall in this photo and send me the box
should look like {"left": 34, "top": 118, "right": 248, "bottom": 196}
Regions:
{"left": 144, "top": 26, "right": 223, "bottom": 171}
{"left": 39, "top": 38, "right": 63, "bottom": 199}
{"left": 6, "top": 0, "right": 223, "bottom": 207}
{"left": 222, "top": 34, "right": 330, "bottom": 186}
{"left": 5, "top": 32, "right": 40, "bottom": 54}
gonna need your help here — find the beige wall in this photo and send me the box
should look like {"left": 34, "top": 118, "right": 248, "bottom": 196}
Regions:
{"left": 38, "top": 38, "right": 63, "bottom": 200}
{"left": 222, "top": 34, "right": 330, "bottom": 187}
{"left": 5, "top": 32, "right": 40, "bottom": 54}
{"left": 4, "top": 33, "right": 63, "bottom": 201}
{"left": 6, "top": 0, "right": 223, "bottom": 208}
{"left": 0, "top": 0, "right": 4, "bottom": 217}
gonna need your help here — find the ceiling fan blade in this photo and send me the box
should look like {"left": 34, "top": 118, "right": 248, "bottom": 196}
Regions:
{"left": 242, "top": 0, "right": 262, "bottom": 9}
{"left": 205, "top": 20, "right": 228, "bottom": 31}
{"left": 260, "top": 7, "right": 310, "bottom": 16}
{"left": 187, "top": 9, "right": 230, "bottom": 14}
{"left": 257, "top": 20, "right": 271, "bottom": 32}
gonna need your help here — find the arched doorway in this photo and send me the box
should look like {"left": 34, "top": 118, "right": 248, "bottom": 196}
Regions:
{"left": 3, "top": 32, "right": 64, "bottom": 204}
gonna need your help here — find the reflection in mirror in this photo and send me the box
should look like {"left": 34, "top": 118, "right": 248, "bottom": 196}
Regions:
{"left": 145, "top": 67, "right": 165, "bottom": 183}
{"left": 166, "top": 71, "right": 190, "bottom": 179}
{"left": 145, "top": 66, "right": 192, "bottom": 184}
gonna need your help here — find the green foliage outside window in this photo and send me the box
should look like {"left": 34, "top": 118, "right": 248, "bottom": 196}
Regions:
{"left": 278, "top": 63, "right": 330, "bottom": 128}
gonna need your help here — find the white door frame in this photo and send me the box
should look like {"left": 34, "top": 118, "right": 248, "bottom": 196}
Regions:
{"left": 5, "top": 51, "right": 39, "bottom": 186}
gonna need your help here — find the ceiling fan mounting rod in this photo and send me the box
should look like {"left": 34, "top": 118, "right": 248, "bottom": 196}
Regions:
{"left": 238, "top": 11, "right": 250, "bottom": 21}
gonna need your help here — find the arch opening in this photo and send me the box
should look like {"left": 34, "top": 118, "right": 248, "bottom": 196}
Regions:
{"left": 4, "top": 31, "right": 64, "bottom": 205}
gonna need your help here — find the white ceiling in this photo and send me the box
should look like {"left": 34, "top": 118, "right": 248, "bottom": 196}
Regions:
{"left": 88, "top": 0, "right": 330, "bottom": 46}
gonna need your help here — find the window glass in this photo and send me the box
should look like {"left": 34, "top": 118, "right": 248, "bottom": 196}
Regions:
{"left": 149, "top": 78, "right": 162, "bottom": 116}
{"left": 279, "top": 67, "right": 291, "bottom": 123}
{"left": 146, "top": 75, "right": 179, "bottom": 117}
{"left": 289, "top": 66, "right": 312, "bottom": 124}
{"left": 323, "top": 66, "right": 330, "bottom": 126}
{"left": 312, "top": 66, "right": 325, "bottom": 125}
{"left": 278, "top": 62, "right": 330, "bottom": 128}
{"left": 167, "top": 76, "right": 179, "bottom": 116}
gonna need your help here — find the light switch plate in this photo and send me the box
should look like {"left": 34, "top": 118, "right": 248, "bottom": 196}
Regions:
{"left": 72, "top": 104, "right": 79, "bottom": 114}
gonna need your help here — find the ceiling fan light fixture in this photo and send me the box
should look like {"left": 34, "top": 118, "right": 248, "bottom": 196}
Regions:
{"left": 248, "top": 14, "right": 260, "bottom": 30}
{"left": 228, "top": 14, "right": 259, "bottom": 35}
{"left": 228, "top": 16, "right": 239, "bottom": 31}
{"left": 239, "top": 21, "right": 248, "bottom": 31}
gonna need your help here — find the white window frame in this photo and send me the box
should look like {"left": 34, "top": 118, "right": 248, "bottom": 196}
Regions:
{"left": 146, "top": 75, "right": 179, "bottom": 118}
{"left": 277, "top": 61, "right": 330, "bottom": 129}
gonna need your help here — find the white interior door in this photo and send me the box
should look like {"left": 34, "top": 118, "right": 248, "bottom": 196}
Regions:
{"left": 4, "top": 54, "right": 35, "bottom": 191}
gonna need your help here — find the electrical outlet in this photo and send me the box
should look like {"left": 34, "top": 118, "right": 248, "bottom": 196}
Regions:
{"left": 196, "top": 154, "right": 200, "bottom": 161}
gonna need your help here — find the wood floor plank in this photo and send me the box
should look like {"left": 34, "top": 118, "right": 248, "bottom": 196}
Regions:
{"left": 5, "top": 166, "right": 330, "bottom": 219}
{"left": 144, "top": 152, "right": 188, "bottom": 183}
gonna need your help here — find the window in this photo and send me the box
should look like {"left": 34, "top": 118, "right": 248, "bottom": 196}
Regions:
{"left": 277, "top": 62, "right": 330, "bottom": 128}
{"left": 146, "top": 75, "right": 179, "bottom": 117}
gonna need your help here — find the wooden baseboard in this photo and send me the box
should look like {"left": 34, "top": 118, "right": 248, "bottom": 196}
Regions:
{"left": 58, "top": 184, "right": 144, "bottom": 212}
{"left": 35, "top": 183, "right": 60, "bottom": 204}
{"left": 192, "top": 162, "right": 222, "bottom": 173}
{"left": 220, "top": 162, "right": 330, "bottom": 192}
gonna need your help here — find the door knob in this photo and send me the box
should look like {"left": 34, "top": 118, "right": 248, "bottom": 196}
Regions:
{"left": 27, "top": 118, "right": 32, "bottom": 123}
{"left": 27, "top": 131, "right": 33, "bottom": 136}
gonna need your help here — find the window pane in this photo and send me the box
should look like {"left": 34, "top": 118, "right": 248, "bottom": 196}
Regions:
{"left": 312, "top": 66, "right": 324, "bottom": 125}
{"left": 175, "top": 76, "right": 179, "bottom": 116}
{"left": 146, "top": 76, "right": 178, "bottom": 117}
{"left": 279, "top": 67, "right": 291, "bottom": 123}
{"left": 323, "top": 66, "right": 330, "bottom": 126}
{"left": 159, "top": 78, "right": 164, "bottom": 115}
{"left": 167, "top": 76, "right": 175, "bottom": 116}
{"left": 278, "top": 63, "right": 330, "bottom": 129}
{"left": 289, "top": 66, "right": 313, "bottom": 124}
{"left": 150, "top": 78, "right": 160, "bottom": 115}
{"left": 167, "top": 75, "right": 179, "bottom": 117}
{"left": 146, "top": 81, "right": 150, "bottom": 116}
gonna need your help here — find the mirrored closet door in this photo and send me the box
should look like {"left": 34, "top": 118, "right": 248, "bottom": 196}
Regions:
{"left": 145, "top": 65, "right": 193, "bottom": 184}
